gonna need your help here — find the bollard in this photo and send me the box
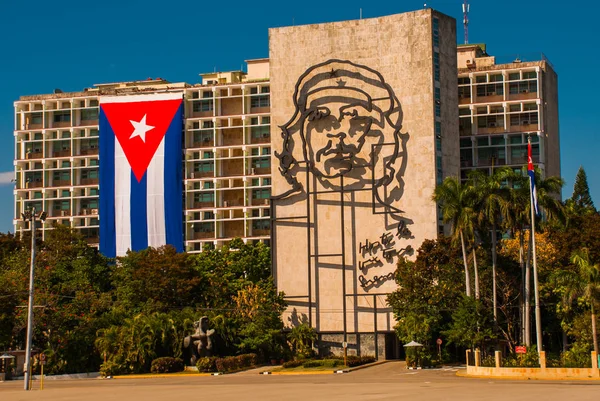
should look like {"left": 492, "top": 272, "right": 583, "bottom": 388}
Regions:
{"left": 495, "top": 351, "right": 501, "bottom": 369}
{"left": 592, "top": 351, "right": 599, "bottom": 378}
{"left": 465, "top": 349, "right": 471, "bottom": 366}
{"left": 474, "top": 349, "right": 481, "bottom": 367}
{"left": 539, "top": 351, "right": 546, "bottom": 369}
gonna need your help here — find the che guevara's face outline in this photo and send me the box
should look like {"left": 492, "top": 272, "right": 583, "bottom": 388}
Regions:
{"left": 301, "top": 96, "right": 386, "bottom": 179}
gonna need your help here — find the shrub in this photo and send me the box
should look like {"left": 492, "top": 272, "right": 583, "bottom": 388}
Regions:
{"left": 282, "top": 360, "right": 304, "bottom": 368}
{"left": 150, "top": 357, "right": 184, "bottom": 374}
{"left": 503, "top": 346, "right": 540, "bottom": 368}
{"left": 344, "top": 355, "right": 376, "bottom": 367}
{"left": 196, "top": 356, "right": 219, "bottom": 373}
{"left": 214, "top": 353, "right": 257, "bottom": 373}
{"left": 302, "top": 360, "right": 323, "bottom": 368}
{"left": 99, "top": 360, "right": 124, "bottom": 377}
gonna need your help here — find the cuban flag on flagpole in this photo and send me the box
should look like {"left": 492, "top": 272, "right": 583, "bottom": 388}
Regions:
{"left": 99, "top": 93, "right": 184, "bottom": 258}
{"left": 527, "top": 139, "right": 540, "bottom": 216}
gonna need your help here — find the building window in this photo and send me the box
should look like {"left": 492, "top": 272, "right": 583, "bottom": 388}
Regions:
{"left": 193, "top": 193, "right": 214, "bottom": 203}
{"left": 509, "top": 80, "right": 537, "bottom": 95}
{"left": 194, "top": 222, "right": 214, "bottom": 233}
{"left": 251, "top": 178, "right": 260, "bottom": 187}
{"left": 203, "top": 181, "right": 214, "bottom": 189}
{"left": 523, "top": 71, "right": 537, "bottom": 80}
{"left": 252, "top": 189, "right": 271, "bottom": 199}
{"left": 251, "top": 157, "right": 270, "bottom": 169}
{"left": 252, "top": 219, "right": 269, "bottom": 230}
{"left": 90, "top": 188, "right": 99, "bottom": 196}
{"left": 53, "top": 171, "right": 70, "bottom": 181}
{"left": 250, "top": 87, "right": 270, "bottom": 108}
{"left": 81, "top": 169, "right": 99, "bottom": 179}
{"left": 251, "top": 125, "right": 270, "bottom": 140}
{"left": 81, "top": 108, "right": 98, "bottom": 121}
{"left": 262, "top": 178, "right": 271, "bottom": 186}
{"left": 53, "top": 111, "right": 71, "bottom": 123}
{"left": 193, "top": 162, "right": 214, "bottom": 173}
{"left": 476, "top": 83, "right": 503, "bottom": 97}
{"left": 193, "top": 100, "right": 213, "bottom": 112}
{"left": 30, "top": 113, "right": 43, "bottom": 125}
{"left": 203, "top": 211, "right": 214, "bottom": 220}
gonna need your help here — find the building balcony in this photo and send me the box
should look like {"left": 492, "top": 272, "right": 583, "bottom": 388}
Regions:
{"left": 86, "top": 237, "right": 100, "bottom": 245}
{"left": 25, "top": 123, "right": 43, "bottom": 130}
{"left": 250, "top": 106, "right": 270, "bottom": 114}
{"left": 79, "top": 120, "right": 98, "bottom": 126}
{"left": 251, "top": 135, "right": 271, "bottom": 144}
{"left": 459, "top": 96, "right": 471, "bottom": 105}
{"left": 192, "top": 201, "right": 214, "bottom": 209}
{"left": 251, "top": 198, "right": 270, "bottom": 206}
{"left": 476, "top": 126, "right": 505, "bottom": 135}
{"left": 25, "top": 181, "right": 44, "bottom": 189}
{"left": 80, "top": 178, "right": 99, "bottom": 185}
{"left": 508, "top": 123, "right": 538, "bottom": 133}
{"left": 191, "top": 140, "right": 214, "bottom": 148}
{"left": 53, "top": 150, "right": 71, "bottom": 158}
{"left": 251, "top": 229, "right": 270, "bottom": 236}
{"left": 51, "top": 180, "right": 71, "bottom": 187}
{"left": 192, "top": 231, "right": 215, "bottom": 240}
{"left": 508, "top": 92, "right": 538, "bottom": 101}
{"left": 80, "top": 208, "right": 99, "bottom": 216}
{"left": 474, "top": 94, "right": 503, "bottom": 103}
{"left": 250, "top": 167, "right": 270, "bottom": 175}
{"left": 79, "top": 148, "right": 99, "bottom": 156}
{"left": 50, "top": 210, "right": 71, "bottom": 218}
{"left": 189, "top": 171, "right": 214, "bottom": 179}
{"left": 26, "top": 152, "right": 43, "bottom": 159}
{"left": 53, "top": 121, "right": 71, "bottom": 128}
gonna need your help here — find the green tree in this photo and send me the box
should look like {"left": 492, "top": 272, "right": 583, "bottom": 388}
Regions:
{"left": 388, "top": 238, "right": 464, "bottom": 348}
{"left": 443, "top": 296, "right": 495, "bottom": 350}
{"left": 288, "top": 324, "right": 317, "bottom": 358}
{"left": 572, "top": 166, "right": 596, "bottom": 213}
{"left": 432, "top": 177, "right": 477, "bottom": 297}
{"left": 552, "top": 248, "right": 600, "bottom": 354}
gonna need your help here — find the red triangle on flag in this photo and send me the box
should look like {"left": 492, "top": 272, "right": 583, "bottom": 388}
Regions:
{"left": 101, "top": 99, "right": 182, "bottom": 181}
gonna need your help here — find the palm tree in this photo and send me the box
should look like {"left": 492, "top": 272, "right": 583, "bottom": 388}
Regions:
{"left": 433, "top": 177, "right": 477, "bottom": 297}
{"left": 552, "top": 248, "right": 600, "bottom": 354}
{"left": 501, "top": 168, "right": 564, "bottom": 344}
{"left": 469, "top": 168, "right": 512, "bottom": 319}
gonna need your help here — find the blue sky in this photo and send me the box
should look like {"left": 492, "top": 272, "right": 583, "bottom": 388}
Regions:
{"left": 0, "top": 0, "right": 597, "bottom": 233}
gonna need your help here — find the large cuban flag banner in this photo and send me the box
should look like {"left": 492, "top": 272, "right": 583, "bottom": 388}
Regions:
{"left": 99, "top": 93, "right": 184, "bottom": 258}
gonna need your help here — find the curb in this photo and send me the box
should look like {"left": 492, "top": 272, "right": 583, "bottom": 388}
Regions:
{"left": 456, "top": 370, "right": 600, "bottom": 382}
{"left": 112, "top": 373, "right": 216, "bottom": 379}
{"left": 259, "top": 370, "right": 340, "bottom": 375}
{"left": 349, "top": 360, "right": 391, "bottom": 372}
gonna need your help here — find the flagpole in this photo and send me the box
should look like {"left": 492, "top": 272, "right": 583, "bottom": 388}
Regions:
{"left": 528, "top": 136, "right": 543, "bottom": 359}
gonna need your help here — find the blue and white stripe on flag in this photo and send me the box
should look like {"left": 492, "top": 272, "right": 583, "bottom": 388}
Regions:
{"left": 99, "top": 93, "right": 184, "bottom": 258}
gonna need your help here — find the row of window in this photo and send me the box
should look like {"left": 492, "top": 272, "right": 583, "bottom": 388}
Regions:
{"left": 458, "top": 71, "right": 537, "bottom": 85}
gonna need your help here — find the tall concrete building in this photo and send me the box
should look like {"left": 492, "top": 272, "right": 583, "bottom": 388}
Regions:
{"left": 13, "top": 60, "right": 273, "bottom": 251}
{"left": 269, "top": 9, "right": 458, "bottom": 358}
{"left": 457, "top": 44, "right": 560, "bottom": 181}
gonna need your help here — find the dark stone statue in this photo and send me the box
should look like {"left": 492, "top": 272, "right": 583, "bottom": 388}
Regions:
{"left": 183, "top": 316, "right": 215, "bottom": 365}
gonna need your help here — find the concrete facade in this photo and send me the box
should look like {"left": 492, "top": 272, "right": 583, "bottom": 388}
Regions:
{"left": 269, "top": 10, "right": 458, "bottom": 356}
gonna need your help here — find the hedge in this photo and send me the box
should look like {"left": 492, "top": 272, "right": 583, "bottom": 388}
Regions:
{"left": 150, "top": 357, "right": 184, "bottom": 374}
{"left": 196, "top": 356, "right": 219, "bottom": 373}
{"left": 214, "top": 353, "right": 257, "bottom": 373}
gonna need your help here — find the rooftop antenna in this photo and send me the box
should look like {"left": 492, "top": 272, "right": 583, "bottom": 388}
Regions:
{"left": 463, "top": 0, "right": 470, "bottom": 44}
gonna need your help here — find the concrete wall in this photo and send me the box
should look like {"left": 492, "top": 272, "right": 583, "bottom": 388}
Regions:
{"left": 269, "top": 10, "right": 457, "bottom": 335}
{"left": 542, "top": 62, "right": 561, "bottom": 182}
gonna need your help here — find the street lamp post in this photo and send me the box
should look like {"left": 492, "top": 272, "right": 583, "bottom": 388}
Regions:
{"left": 21, "top": 207, "right": 46, "bottom": 391}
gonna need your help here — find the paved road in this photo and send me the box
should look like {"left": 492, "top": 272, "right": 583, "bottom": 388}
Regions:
{"left": 1, "top": 362, "right": 599, "bottom": 401}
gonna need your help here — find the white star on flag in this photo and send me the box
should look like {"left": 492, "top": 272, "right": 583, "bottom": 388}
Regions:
{"left": 129, "top": 114, "right": 154, "bottom": 143}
